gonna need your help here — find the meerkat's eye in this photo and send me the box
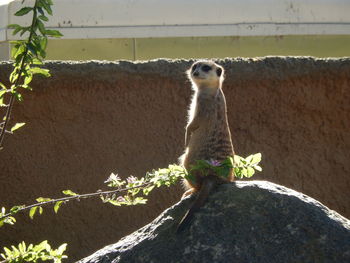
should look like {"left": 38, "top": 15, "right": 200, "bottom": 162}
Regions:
{"left": 201, "top": 65, "right": 212, "bottom": 72}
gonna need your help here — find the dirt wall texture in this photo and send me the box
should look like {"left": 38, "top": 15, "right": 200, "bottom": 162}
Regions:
{"left": 0, "top": 57, "right": 349, "bottom": 262}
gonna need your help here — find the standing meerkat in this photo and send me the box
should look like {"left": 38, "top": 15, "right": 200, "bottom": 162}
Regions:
{"left": 177, "top": 60, "right": 235, "bottom": 232}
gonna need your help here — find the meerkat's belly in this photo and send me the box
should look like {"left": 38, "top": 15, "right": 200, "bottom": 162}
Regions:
{"left": 185, "top": 125, "right": 213, "bottom": 165}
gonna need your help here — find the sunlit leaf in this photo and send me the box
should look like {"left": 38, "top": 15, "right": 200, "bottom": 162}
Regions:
{"left": 62, "top": 190, "right": 78, "bottom": 196}
{"left": 10, "top": 205, "right": 24, "bottom": 214}
{"left": 247, "top": 167, "right": 255, "bottom": 177}
{"left": 30, "top": 67, "right": 50, "bottom": 77}
{"left": 11, "top": 122, "right": 25, "bottom": 132}
{"left": 54, "top": 201, "right": 63, "bottom": 213}
{"left": 255, "top": 165, "right": 262, "bottom": 172}
{"left": 251, "top": 153, "right": 262, "bottom": 164}
{"left": 29, "top": 206, "right": 38, "bottom": 219}
{"left": 36, "top": 197, "right": 51, "bottom": 202}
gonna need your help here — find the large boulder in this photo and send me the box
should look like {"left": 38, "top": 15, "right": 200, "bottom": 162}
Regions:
{"left": 77, "top": 181, "right": 350, "bottom": 263}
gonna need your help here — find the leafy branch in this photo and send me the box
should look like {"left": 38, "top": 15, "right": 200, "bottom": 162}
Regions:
{"left": 0, "top": 164, "right": 186, "bottom": 227}
{"left": 0, "top": 241, "right": 67, "bottom": 263}
{"left": 0, "top": 154, "right": 262, "bottom": 227}
{"left": 0, "top": 0, "right": 62, "bottom": 150}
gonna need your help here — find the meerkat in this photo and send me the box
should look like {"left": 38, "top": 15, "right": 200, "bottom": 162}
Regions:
{"left": 177, "top": 60, "right": 235, "bottom": 232}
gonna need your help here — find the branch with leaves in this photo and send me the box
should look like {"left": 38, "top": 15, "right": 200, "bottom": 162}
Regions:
{"left": 0, "top": 0, "right": 62, "bottom": 150}
{"left": 0, "top": 154, "right": 262, "bottom": 227}
{"left": 0, "top": 241, "right": 67, "bottom": 263}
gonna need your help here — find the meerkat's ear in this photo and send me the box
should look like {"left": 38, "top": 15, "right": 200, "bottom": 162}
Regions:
{"left": 216, "top": 67, "right": 223, "bottom": 77}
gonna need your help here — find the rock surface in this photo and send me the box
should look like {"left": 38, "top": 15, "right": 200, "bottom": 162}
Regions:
{"left": 77, "top": 181, "right": 350, "bottom": 263}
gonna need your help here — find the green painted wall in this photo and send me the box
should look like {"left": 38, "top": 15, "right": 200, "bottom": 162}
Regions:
{"left": 44, "top": 35, "right": 350, "bottom": 60}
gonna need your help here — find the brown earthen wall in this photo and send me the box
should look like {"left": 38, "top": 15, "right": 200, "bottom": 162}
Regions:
{"left": 0, "top": 58, "right": 349, "bottom": 262}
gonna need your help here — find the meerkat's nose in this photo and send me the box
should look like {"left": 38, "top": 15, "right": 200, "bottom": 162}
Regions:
{"left": 193, "top": 71, "right": 199, "bottom": 77}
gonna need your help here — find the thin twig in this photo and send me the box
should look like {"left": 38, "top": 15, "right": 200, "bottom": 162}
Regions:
{"left": 0, "top": 0, "right": 38, "bottom": 148}
{"left": 0, "top": 182, "right": 153, "bottom": 220}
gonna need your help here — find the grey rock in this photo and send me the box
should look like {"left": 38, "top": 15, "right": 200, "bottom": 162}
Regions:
{"left": 77, "top": 181, "right": 350, "bottom": 263}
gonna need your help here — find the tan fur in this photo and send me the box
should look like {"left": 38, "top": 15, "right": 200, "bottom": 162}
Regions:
{"left": 181, "top": 60, "right": 235, "bottom": 191}
{"left": 177, "top": 60, "right": 235, "bottom": 232}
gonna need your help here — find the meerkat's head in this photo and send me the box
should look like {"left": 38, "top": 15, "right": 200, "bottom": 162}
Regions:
{"left": 187, "top": 60, "right": 224, "bottom": 89}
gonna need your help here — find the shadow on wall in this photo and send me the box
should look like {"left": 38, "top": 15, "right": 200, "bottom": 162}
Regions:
{"left": 0, "top": 57, "right": 349, "bottom": 262}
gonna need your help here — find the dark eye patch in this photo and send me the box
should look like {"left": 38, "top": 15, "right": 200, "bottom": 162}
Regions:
{"left": 191, "top": 64, "right": 198, "bottom": 72}
{"left": 216, "top": 67, "right": 222, "bottom": 77}
{"left": 201, "top": 65, "right": 212, "bottom": 72}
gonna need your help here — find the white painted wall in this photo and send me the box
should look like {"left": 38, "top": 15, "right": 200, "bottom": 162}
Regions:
{"left": 1, "top": 0, "right": 350, "bottom": 41}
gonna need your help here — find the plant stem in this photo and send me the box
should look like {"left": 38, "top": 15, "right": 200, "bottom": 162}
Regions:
{"left": 0, "top": 182, "right": 153, "bottom": 221}
{"left": 0, "top": 0, "right": 38, "bottom": 148}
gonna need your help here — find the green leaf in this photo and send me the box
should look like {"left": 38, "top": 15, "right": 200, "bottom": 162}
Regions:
{"left": 12, "top": 43, "right": 25, "bottom": 59}
{"left": 40, "top": 37, "right": 48, "bottom": 51}
{"left": 36, "top": 197, "right": 51, "bottom": 202}
{"left": 14, "top": 7, "right": 33, "bottom": 16}
{"left": 32, "top": 58, "right": 43, "bottom": 65}
{"left": 0, "top": 82, "right": 6, "bottom": 90}
{"left": 3, "top": 247, "right": 12, "bottom": 257}
{"left": 45, "top": 29, "right": 63, "bottom": 38}
{"left": 20, "top": 27, "right": 30, "bottom": 36}
{"left": 233, "top": 155, "right": 243, "bottom": 166}
{"left": 24, "top": 73, "right": 33, "bottom": 85}
{"left": 56, "top": 243, "right": 68, "bottom": 256}
{"left": 39, "top": 206, "right": 43, "bottom": 215}
{"left": 30, "top": 67, "right": 50, "bottom": 77}
{"left": 254, "top": 165, "right": 262, "bottom": 172}
{"left": 7, "top": 24, "right": 21, "bottom": 29}
{"left": 251, "top": 153, "right": 262, "bottom": 164}
{"left": 11, "top": 122, "right": 25, "bottom": 132}
{"left": 38, "top": 15, "right": 49, "bottom": 21}
{"left": 35, "top": 240, "right": 49, "bottom": 252}
{"left": 14, "top": 27, "right": 23, "bottom": 36}
{"left": 29, "top": 206, "right": 38, "bottom": 219}
{"left": 37, "top": 6, "right": 44, "bottom": 15}
{"left": 247, "top": 167, "right": 255, "bottom": 177}
{"left": 26, "top": 43, "right": 38, "bottom": 56}
{"left": 18, "top": 242, "right": 25, "bottom": 253}
{"left": 8, "top": 24, "right": 23, "bottom": 35}
{"left": 132, "top": 197, "right": 147, "bottom": 205}
{"left": 10, "top": 205, "right": 24, "bottom": 214}
{"left": 36, "top": 19, "right": 46, "bottom": 35}
{"left": 62, "top": 190, "right": 78, "bottom": 196}
{"left": 41, "top": 2, "right": 53, "bottom": 15}
{"left": 54, "top": 201, "right": 63, "bottom": 213}
{"left": 0, "top": 88, "right": 7, "bottom": 97}
{"left": 142, "top": 185, "right": 155, "bottom": 196}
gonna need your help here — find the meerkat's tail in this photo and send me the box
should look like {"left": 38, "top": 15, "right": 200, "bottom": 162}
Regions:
{"left": 176, "top": 177, "right": 216, "bottom": 233}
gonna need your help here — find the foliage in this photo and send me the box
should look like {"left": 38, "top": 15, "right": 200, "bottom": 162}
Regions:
{"left": 0, "top": 154, "right": 262, "bottom": 228}
{"left": 0, "top": 0, "right": 62, "bottom": 149}
{"left": 0, "top": 241, "right": 67, "bottom": 263}
{"left": 186, "top": 153, "right": 262, "bottom": 184}
{"left": 0, "top": 1, "right": 64, "bottom": 262}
